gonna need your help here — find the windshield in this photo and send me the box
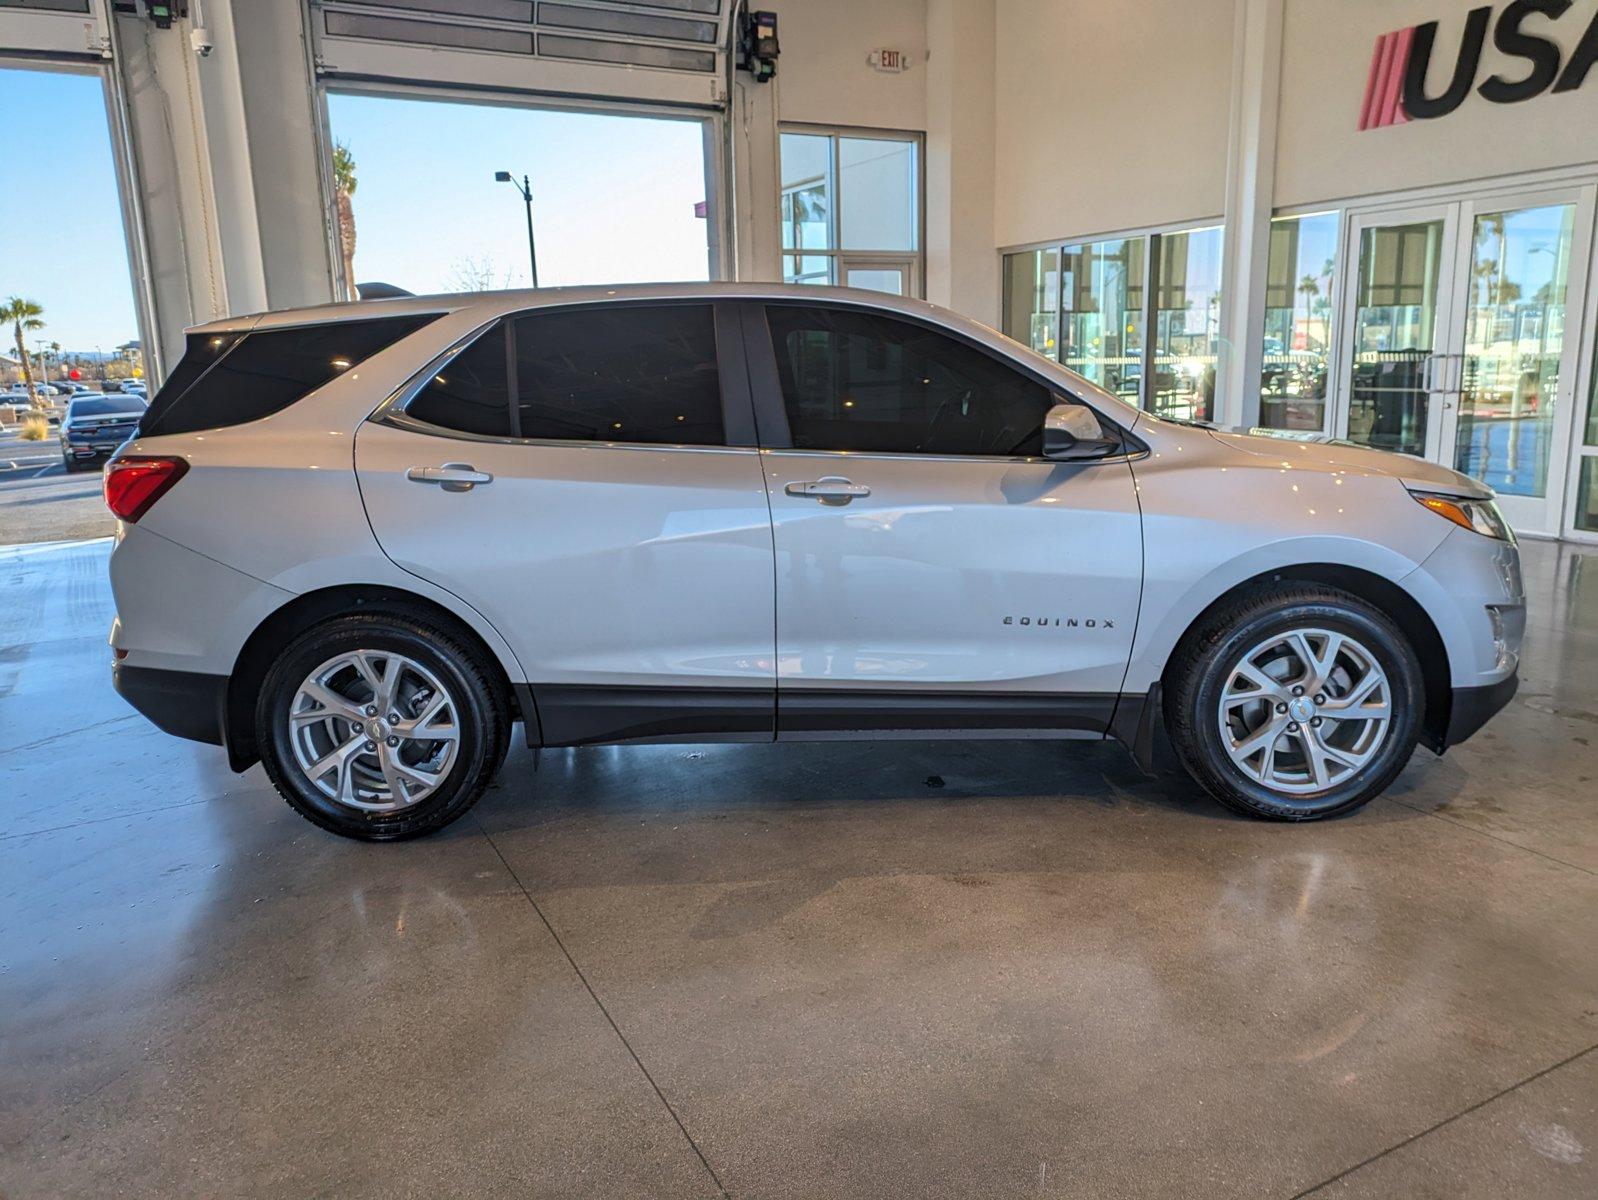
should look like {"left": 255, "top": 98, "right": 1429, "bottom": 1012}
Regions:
{"left": 68, "top": 397, "right": 144, "bottom": 418}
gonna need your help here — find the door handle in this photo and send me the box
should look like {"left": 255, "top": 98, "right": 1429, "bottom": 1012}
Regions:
{"left": 785, "top": 476, "right": 871, "bottom": 505}
{"left": 406, "top": 462, "right": 494, "bottom": 492}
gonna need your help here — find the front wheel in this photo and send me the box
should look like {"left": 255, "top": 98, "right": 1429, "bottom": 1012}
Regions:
{"left": 1165, "top": 583, "right": 1424, "bottom": 821}
{"left": 256, "top": 612, "right": 509, "bottom": 840}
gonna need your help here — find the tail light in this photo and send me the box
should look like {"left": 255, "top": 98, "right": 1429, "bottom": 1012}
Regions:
{"left": 104, "top": 456, "right": 189, "bottom": 523}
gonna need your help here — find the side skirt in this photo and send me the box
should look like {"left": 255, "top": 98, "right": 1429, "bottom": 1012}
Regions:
{"left": 523, "top": 684, "right": 1155, "bottom": 753}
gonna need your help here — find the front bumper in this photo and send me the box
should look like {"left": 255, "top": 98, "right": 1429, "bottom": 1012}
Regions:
{"left": 1442, "top": 671, "right": 1519, "bottom": 748}
{"left": 113, "top": 661, "right": 228, "bottom": 747}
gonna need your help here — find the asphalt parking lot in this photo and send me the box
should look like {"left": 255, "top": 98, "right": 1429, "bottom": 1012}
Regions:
{"left": 0, "top": 424, "right": 115, "bottom": 545}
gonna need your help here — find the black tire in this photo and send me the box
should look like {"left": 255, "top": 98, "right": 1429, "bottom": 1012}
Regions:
{"left": 256, "top": 611, "right": 509, "bottom": 841}
{"left": 1164, "top": 582, "right": 1423, "bottom": 821}
{"left": 61, "top": 455, "right": 78, "bottom": 473}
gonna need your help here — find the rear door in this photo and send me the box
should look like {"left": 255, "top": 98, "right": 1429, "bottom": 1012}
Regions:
{"left": 355, "top": 301, "right": 776, "bottom": 744}
{"left": 743, "top": 300, "right": 1144, "bottom": 736}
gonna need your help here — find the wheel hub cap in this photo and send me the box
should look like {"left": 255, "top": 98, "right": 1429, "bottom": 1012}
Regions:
{"left": 1287, "top": 696, "right": 1317, "bottom": 723}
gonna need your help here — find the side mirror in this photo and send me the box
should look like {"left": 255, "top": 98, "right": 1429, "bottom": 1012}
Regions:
{"left": 1042, "top": 402, "right": 1120, "bottom": 461}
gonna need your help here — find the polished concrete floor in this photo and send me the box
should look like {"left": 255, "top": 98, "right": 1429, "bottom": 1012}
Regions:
{"left": 2, "top": 537, "right": 1595, "bottom": 1199}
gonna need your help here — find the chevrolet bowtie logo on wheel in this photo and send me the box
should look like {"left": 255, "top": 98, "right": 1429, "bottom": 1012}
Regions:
{"left": 1361, "top": 3, "right": 1598, "bottom": 132}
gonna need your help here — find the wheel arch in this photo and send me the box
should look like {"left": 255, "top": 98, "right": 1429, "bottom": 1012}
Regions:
{"left": 223, "top": 584, "right": 526, "bottom": 771}
{"left": 1157, "top": 563, "right": 1452, "bottom": 753}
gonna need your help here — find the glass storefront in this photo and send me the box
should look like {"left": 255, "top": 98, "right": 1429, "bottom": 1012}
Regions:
{"left": 1453, "top": 202, "right": 1574, "bottom": 499}
{"left": 1260, "top": 212, "right": 1338, "bottom": 432}
{"left": 1002, "top": 249, "right": 1059, "bottom": 358}
{"left": 1062, "top": 239, "right": 1145, "bottom": 402}
{"left": 1006, "top": 229, "right": 1214, "bottom": 414}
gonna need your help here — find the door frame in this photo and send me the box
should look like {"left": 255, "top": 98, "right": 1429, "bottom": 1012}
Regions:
{"left": 1331, "top": 200, "right": 1464, "bottom": 464}
{"left": 1446, "top": 184, "right": 1595, "bottom": 537}
{"left": 1331, "top": 183, "right": 1598, "bottom": 538}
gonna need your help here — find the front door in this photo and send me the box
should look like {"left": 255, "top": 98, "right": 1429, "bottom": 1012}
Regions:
{"left": 742, "top": 301, "right": 1143, "bottom": 736}
{"left": 1335, "top": 188, "right": 1595, "bottom": 535}
{"left": 355, "top": 301, "right": 777, "bottom": 744}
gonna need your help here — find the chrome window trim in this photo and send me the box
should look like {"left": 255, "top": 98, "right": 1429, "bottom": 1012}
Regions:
{"left": 757, "top": 446, "right": 1148, "bottom": 468}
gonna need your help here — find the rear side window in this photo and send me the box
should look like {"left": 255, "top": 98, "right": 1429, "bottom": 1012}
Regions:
{"left": 764, "top": 304, "right": 1058, "bottom": 456}
{"left": 403, "top": 304, "right": 725, "bottom": 447}
{"left": 407, "top": 322, "right": 514, "bottom": 438}
{"left": 141, "top": 331, "right": 238, "bottom": 430}
{"left": 514, "top": 304, "right": 724, "bottom": 445}
{"left": 142, "top": 314, "right": 439, "bottom": 438}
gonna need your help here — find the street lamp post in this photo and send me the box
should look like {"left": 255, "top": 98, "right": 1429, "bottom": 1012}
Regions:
{"left": 494, "top": 170, "right": 539, "bottom": 288}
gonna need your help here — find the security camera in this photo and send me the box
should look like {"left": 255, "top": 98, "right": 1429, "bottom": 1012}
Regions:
{"left": 190, "top": 26, "right": 213, "bottom": 56}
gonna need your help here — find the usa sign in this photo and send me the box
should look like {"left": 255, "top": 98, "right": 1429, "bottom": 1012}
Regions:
{"left": 1360, "top": 0, "right": 1598, "bottom": 131}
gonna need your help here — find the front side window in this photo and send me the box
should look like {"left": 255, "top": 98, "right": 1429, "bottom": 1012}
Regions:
{"left": 513, "top": 304, "right": 724, "bottom": 445}
{"left": 764, "top": 305, "right": 1061, "bottom": 457}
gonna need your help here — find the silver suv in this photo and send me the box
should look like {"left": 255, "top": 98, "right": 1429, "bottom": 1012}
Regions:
{"left": 105, "top": 284, "right": 1524, "bottom": 840}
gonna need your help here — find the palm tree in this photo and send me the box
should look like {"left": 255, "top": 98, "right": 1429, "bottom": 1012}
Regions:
{"left": 333, "top": 141, "right": 358, "bottom": 301}
{"left": 1, "top": 297, "right": 45, "bottom": 408}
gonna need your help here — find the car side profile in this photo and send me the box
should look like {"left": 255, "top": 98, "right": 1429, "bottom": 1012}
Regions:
{"left": 106, "top": 284, "right": 1524, "bottom": 840}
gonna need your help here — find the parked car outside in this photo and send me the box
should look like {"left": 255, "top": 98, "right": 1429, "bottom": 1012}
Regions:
{"left": 59, "top": 394, "right": 146, "bottom": 470}
{"left": 104, "top": 284, "right": 1524, "bottom": 841}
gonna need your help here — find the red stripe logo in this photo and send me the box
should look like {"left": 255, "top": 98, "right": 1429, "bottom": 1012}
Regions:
{"left": 1359, "top": 26, "right": 1415, "bottom": 130}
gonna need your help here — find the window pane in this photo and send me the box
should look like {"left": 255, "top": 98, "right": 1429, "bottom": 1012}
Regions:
{"left": 1575, "top": 457, "right": 1598, "bottom": 532}
{"left": 140, "top": 331, "right": 239, "bottom": 432}
{"left": 1002, "top": 250, "right": 1060, "bottom": 359}
{"left": 780, "top": 133, "right": 833, "bottom": 252}
{"left": 838, "top": 137, "right": 916, "bottom": 251}
{"left": 513, "top": 304, "right": 723, "bottom": 445}
{"left": 764, "top": 305, "right": 1056, "bottom": 456}
{"left": 1150, "top": 226, "right": 1222, "bottom": 422}
{"left": 1453, "top": 203, "right": 1574, "bottom": 498}
{"left": 1062, "top": 239, "right": 1144, "bottom": 404}
{"left": 1347, "top": 220, "right": 1444, "bottom": 456}
{"left": 1260, "top": 212, "right": 1337, "bottom": 432}
{"left": 144, "top": 315, "right": 438, "bottom": 437}
{"left": 843, "top": 267, "right": 905, "bottom": 295}
{"left": 407, "top": 322, "right": 514, "bottom": 437}
{"left": 784, "top": 254, "right": 833, "bottom": 285}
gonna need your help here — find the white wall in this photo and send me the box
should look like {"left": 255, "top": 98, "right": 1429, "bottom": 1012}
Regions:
{"left": 993, "top": 0, "right": 1235, "bottom": 249}
{"left": 766, "top": 0, "right": 927, "bottom": 131}
{"left": 1277, "top": 0, "right": 1598, "bottom": 209}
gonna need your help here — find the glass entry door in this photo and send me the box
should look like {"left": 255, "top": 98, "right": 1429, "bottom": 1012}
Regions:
{"left": 1335, "top": 187, "right": 1594, "bottom": 535}
{"left": 1444, "top": 191, "right": 1588, "bottom": 533}
{"left": 1337, "top": 205, "right": 1459, "bottom": 461}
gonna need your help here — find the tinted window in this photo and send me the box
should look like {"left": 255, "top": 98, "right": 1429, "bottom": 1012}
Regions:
{"left": 406, "top": 321, "right": 514, "bottom": 437}
{"left": 765, "top": 305, "right": 1059, "bottom": 456}
{"left": 69, "top": 397, "right": 144, "bottom": 418}
{"left": 143, "top": 314, "right": 438, "bottom": 437}
{"left": 140, "top": 330, "right": 239, "bottom": 432}
{"left": 513, "top": 304, "right": 723, "bottom": 445}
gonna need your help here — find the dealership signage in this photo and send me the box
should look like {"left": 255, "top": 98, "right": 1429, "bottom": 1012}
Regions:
{"left": 1360, "top": 0, "right": 1598, "bottom": 130}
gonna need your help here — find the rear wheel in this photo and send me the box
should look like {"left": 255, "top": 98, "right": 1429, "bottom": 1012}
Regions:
{"left": 257, "top": 612, "right": 508, "bottom": 840}
{"left": 1165, "top": 583, "right": 1423, "bottom": 820}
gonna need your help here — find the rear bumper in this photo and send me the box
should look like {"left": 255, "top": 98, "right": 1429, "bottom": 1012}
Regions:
{"left": 1443, "top": 671, "right": 1519, "bottom": 749}
{"left": 113, "top": 662, "right": 227, "bottom": 747}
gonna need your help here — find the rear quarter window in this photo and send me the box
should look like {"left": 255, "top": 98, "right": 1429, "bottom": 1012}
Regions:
{"left": 141, "top": 313, "right": 440, "bottom": 438}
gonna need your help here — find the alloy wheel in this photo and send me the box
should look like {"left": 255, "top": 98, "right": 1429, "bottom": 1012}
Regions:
{"left": 288, "top": 649, "right": 460, "bottom": 813}
{"left": 1215, "top": 627, "right": 1392, "bottom": 795}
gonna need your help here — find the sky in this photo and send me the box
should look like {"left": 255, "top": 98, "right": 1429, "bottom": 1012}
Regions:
{"left": 0, "top": 70, "right": 711, "bottom": 356}
{"left": 327, "top": 92, "right": 711, "bottom": 294}
{"left": 0, "top": 67, "right": 141, "bottom": 354}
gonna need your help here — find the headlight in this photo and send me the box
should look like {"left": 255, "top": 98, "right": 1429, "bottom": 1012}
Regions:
{"left": 1410, "top": 490, "right": 1515, "bottom": 542}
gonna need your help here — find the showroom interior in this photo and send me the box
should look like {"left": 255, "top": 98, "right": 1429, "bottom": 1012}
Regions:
{"left": 2, "top": 0, "right": 1596, "bottom": 1196}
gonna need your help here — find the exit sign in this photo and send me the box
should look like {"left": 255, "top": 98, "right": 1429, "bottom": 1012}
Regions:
{"left": 868, "top": 48, "right": 910, "bottom": 72}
